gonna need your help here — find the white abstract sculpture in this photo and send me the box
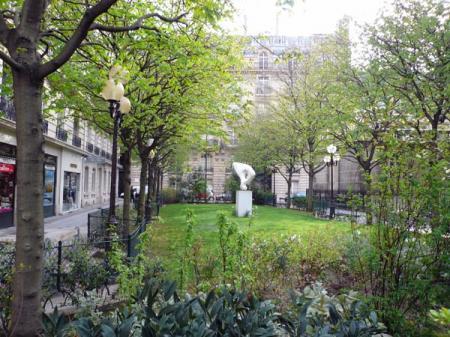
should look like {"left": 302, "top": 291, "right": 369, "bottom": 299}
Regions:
{"left": 232, "top": 162, "right": 256, "bottom": 191}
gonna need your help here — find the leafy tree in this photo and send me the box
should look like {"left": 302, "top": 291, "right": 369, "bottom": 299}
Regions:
{"left": 274, "top": 29, "right": 349, "bottom": 211}
{"left": 330, "top": 62, "right": 399, "bottom": 224}
{"left": 367, "top": 0, "right": 449, "bottom": 157}
{"left": 236, "top": 116, "right": 302, "bottom": 208}
{"left": 0, "top": 1, "right": 228, "bottom": 334}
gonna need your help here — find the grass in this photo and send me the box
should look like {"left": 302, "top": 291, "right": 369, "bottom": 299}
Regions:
{"left": 151, "top": 203, "right": 351, "bottom": 265}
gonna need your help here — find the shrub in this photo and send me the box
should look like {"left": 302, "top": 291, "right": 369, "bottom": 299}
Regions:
{"left": 174, "top": 209, "right": 347, "bottom": 298}
{"left": 281, "top": 282, "right": 387, "bottom": 336}
{"left": 254, "top": 189, "right": 274, "bottom": 205}
{"left": 160, "top": 187, "right": 178, "bottom": 204}
{"left": 41, "top": 278, "right": 388, "bottom": 337}
{"left": 292, "top": 196, "right": 308, "bottom": 209}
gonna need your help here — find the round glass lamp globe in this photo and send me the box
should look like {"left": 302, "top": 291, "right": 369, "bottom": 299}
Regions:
{"left": 323, "top": 155, "right": 331, "bottom": 163}
{"left": 101, "top": 79, "right": 125, "bottom": 101}
{"left": 327, "top": 144, "right": 337, "bottom": 154}
{"left": 119, "top": 96, "right": 131, "bottom": 114}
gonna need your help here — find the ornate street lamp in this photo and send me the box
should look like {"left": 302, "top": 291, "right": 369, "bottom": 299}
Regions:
{"left": 323, "top": 144, "right": 340, "bottom": 219}
{"left": 101, "top": 69, "right": 131, "bottom": 229}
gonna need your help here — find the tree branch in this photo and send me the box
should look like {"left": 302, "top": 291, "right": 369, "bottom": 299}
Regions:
{"left": 0, "top": 50, "right": 22, "bottom": 70}
{"left": 90, "top": 12, "right": 187, "bottom": 32}
{"left": 0, "top": 13, "right": 9, "bottom": 45}
{"left": 38, "top": 0, "right": 117, "bottom": 78}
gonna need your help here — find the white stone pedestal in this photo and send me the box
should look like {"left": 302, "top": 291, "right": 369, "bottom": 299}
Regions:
{"left": 236, "top": 190, "right": 252, "bottom": 217}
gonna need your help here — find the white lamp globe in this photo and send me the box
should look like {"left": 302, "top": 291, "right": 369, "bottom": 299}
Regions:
{"left": 101, "top": 79, "right": 117, "bottom": 101}
{"left": 323, "top": 155, "right": 331, "bottom": 163}
{"left": 119, "top": 96, "right": 131, "bottom": 114}
{"left": 327, "top": 144, "right": 337, "bottom": 154}
{"left": 335, "top": 154, "right": 341, "bottom": 162}
{"left": 113, "top": 82, "right": 125, "bottom": 101}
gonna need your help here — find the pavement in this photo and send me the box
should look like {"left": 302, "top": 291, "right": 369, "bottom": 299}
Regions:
{"left": 0, "top": 201, "right": 122, "bottom": 243}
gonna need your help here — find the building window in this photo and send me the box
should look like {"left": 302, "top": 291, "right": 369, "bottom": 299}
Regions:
{"left": 92, "top": 168, "right": 96, "bottom": 192}
{"left": 84, "top": 166, "right": 89, "bottom": 192}
{"left": 257, "top": 103, "right": 268, "bottom": 115}
{"left": 256, "top": 76, "right": 270, "bottom": 95}
{"left": 258, "top": 52, "right": 268, "bottom": 70}
{"left": 98, "top": 169, "right": 102, "bottom": 194}
{"left": 103, "top": 170, "right": 106, "bottom": 193}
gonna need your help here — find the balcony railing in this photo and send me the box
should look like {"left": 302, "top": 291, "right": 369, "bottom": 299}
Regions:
{"left": 72, "top": 134, "right": 82, "bottom": 148}
{"left": 1, "top": 97, "right": 115, "bottom": 158}
{"left": 43, "top": 120, "right": 49, "bottom": 135}
{"left": 56, "top": 127, "right": 68, "bottom": 142}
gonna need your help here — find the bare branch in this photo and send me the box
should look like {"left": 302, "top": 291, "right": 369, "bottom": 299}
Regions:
{"left": 38, "top": 0, "right": 118, "bottom": 79}
{"left": 0, "top": 13, "right": 10, "bottom": 45}
{"left": 90, "top": 12, "right": 187, "bottom": 32}
{"left": 0, "top": 49, "right": 22, "bottom": 70}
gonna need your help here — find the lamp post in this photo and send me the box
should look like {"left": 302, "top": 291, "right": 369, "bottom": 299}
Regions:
{"left": 323, "top": 144, "right": 340, "bottom": 219}
{"left": 101, "top": 70, "right": 131, "bottom": 229}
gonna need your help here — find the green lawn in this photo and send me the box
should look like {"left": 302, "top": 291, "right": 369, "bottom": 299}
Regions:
{"left": 151, "top": 203, "right": 351, "bottom": 262}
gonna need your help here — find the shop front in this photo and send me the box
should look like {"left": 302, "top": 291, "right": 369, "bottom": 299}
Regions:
{"left": 0, "top": 142, "right": 16, "bottom": 229}
{"left": 63, "top": 171, "right": 80, "bottom": 212}
{"left": 43, "top": 155, "right": 57, "bottom": 218}
{"left": 0, "top": 142, "right": 59, "bottom": 228}
{"left": 0, "top": 158, "right": 15, "bottom": 229}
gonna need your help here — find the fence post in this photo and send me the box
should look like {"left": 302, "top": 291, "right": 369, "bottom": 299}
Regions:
{"left": 127, "top": 234, "right": 131, "bottom": 258}
{"left": 87, "top": 214, "right": 91, "bottom": 239}
{"left": 57, "top": 241, "right": 62, "bottom": 292}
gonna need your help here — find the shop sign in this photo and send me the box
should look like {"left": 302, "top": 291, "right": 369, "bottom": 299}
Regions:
{"left": 0, "top": 163, "right": 14, "bottom": 173}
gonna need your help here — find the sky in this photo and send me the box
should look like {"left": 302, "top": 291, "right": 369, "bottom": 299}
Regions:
{"left": 224, "top": 0, "right": 393, "bottom": 39}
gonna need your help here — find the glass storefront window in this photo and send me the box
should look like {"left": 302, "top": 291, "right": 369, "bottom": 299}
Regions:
{"left": 0, "top": 163, "right": 15, "bottom": 213}
{"left": 63, "top": 171, "right": 79, "bottom": 211}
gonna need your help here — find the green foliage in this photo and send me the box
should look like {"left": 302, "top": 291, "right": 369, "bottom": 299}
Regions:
{"left": 281, "top": 283, "right": 386, "bottom": 336}
{"left": 40, "top": 277, "right": 387, "bottom": 337}
{"left": 429, "top": 307, "right": 450, "bottom": 336}
{"left": 109, "top": 226, "right": 157, "bottom": 299}
{"left": 0, "top": 243, "right": 13, "bottom": 334}
{"left": 178, "top": 209, "right": 196, "bottom": 291}
{"left": 254, "top": 189, "right": 274, "bottom": 205}
{"left": 346, "top": 149, "right": 449, "bottom": 335}
{"left": 162, "top": 207, "right": 348, "bottom": 298}
{"left": 193, "top": 177, "right": 207, "bottom": 195}
{"left": 216, "top": 212, "right": 238, "bottom": 280}
{"left": 224, "top": 175, "right": 240, "bottom": 195}
{"left": 292, "top": 196, "right": 307, "bottom": 209}
{"left": 160, "top": 188, "right": 178, "bottom": 204}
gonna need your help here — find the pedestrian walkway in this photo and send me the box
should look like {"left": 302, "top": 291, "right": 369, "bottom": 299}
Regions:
{"left": 0, "top": 201, "right": 122, "bottom": 242}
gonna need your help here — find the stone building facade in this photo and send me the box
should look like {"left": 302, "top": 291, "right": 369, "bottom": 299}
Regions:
{"left": 0, "top": 98, "right": 117, "bottom": 228}
{"left": 162, "top": 35, "right": 364, "bottom": 201}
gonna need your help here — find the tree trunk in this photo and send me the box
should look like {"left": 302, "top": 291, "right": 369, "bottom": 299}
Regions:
{"left": 307, "top": 170, "right": 314, "bottom": 212}
{"left": 286, "top": 172, "right": 293, "bottom": 209}
{"left": 156, "top": 166, "right": 162, "bottom": 216}
{"left": 137, "top": 155, "right": 148, "bottom": 220}
{"left": 10, "top": 71, "right": 45, "bottom": 337}
{"left": 121, "top": 149, "right": 131, "bottom": 237}
{"left": 364, "top": 170, "right": 373, "bottom": 225}
{"left": 144, "top": 160, "right": 154, "bottom": 221}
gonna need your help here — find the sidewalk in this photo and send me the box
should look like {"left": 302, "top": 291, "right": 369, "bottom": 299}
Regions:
{"left": 0, "top": 201, "right": 122, "bottom": 243}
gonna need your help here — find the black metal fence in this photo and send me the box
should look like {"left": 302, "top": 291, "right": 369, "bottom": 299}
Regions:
{"left": 41, "top": 208, "right": 150, "bottom": 308}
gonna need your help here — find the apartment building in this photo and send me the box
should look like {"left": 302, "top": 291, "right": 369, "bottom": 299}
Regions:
{"left": 160, "top": 35, "right": 363, "bottom": 201}
{"left": 0, "top": 98, "right": 116, "bottom": 228}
